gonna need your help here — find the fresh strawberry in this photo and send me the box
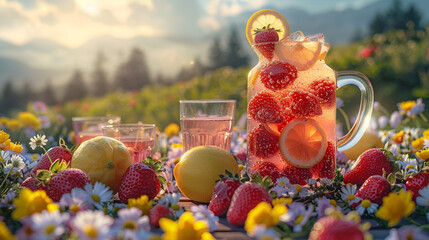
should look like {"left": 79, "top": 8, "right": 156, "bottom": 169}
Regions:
{"left": 282, "top": 163, "right": 311, "bottom": 185}
{"left": 309, "top": 216, "right": 365, "bottom": 240}
{"left": 119, "top": 163, "right": 161, "bottom": 203}
{"left": 31, "top": 146, "right": 72, "bottom": 175}
{"left": 208, "top": 175, "right": 242, "bottom": 217}
{"left": 254, "top": 26, "right": 279, "bottom": 61}
{"left": 309, "top": 79, "right": 336, "bottom": 107}
{"left": 21, "top": 176, "right": 46, "bottom": 191}
{"left": 248, "top": 125, "right": 279, "bottom": 158}
{"left": 260, "top": 61, "right": 298, "bottom": 91}
{"left": 343, "top": 148, "right": 393, "bottom": 186}
{"left": 149, "top": 204, "right": 172, "bottom": 228}
{"left": 227, "top": 182, "right": 271, "bottom": 226}
{"left": 286, "top": 90, "right": 322, "bottom": 117}
{"left": 406, "top": 172, "right": 429, "bottom": 201}
{"left": 311, "top": 141, "right": 336, "bottom": 180}
{"left": 354, "top": 175, "right": 391, "bottom": 205}
{"left": 249, "top": 92, "right": 283, "bottom": 123}
{"left": 253, "top": 161, "right": 283, "bottom": 183}
{"left": 46, "top": 168, "right": 90, "bottom": 202}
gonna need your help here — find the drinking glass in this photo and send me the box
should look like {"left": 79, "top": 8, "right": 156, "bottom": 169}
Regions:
{"left": 102, "top": 124, "right": 156, "bottom": 163}
{"left": 72, "top": 116, "right": 121, "bottom": 145}
{"left": 180, "top": 100, "right": 236, "bottom": 152}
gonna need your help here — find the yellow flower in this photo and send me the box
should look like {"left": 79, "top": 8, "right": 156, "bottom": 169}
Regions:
{"left": 160, "top": 212, "right": 214, "bottom": 240}
{"left": 0, "top": 221, "right": 16, "bottom": 240}
{"left": 375, "top": 190, "right": 415, "bottom": 227}
{"left": 127, "top": 195, "right": 153, "bottom": 215}
{"left": 12, "top": 189, "right": 59, "bottom": 220}
{"left": 272, "top": 197, "right": 293, "bottom": 206}
{"left": 6, "top": 119, "right": 21, "bottom": 131}
{"left": 0, "top": 130, "right": 11, "bottom": 149}
{"left": 400, "top": 100, "right": 416, "bottom": 112}
{"left": 245, "top": 202, "right": 287, "bottom": 235}
{"left": 416, "top": 148, "right": 429, "bottom": 161}
{"left": 0, "top": 117, "right": 9, "bottom": 125}
{"left": 5, "top": 142, "right": 23, "bottom": 153}
{"left": 423, "top": 129, "right": 429, "bottom": 138}
{"left": 392, "top": 130, "right": 404, "bottom": 144}
{"left": 412, "top": 137, "right": 425, "bottom": 150}
{"left": 164, "top": 123, "right": 180, "bottom": 137}
{"left": 18, "top": 112, "right": 41, "bottom": 130}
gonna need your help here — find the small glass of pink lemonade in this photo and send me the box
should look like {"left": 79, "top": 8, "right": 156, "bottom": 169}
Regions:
{"left": 180, "top": 100, "right": 236, "bottom": 152}
{"left": 102, "top": 124, "right": 156, "bottom": 163}
{"left": 72, "top": 116, "right": 121, "bottom": 146}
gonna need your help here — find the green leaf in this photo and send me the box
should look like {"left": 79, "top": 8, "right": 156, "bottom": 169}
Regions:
{"left": 36, "top": 170, "right": 51, "bottom": 181}
{"left": 49, "top": 159, "right": 61, "bottom": 174}
{"left": 387, "top": 173, "right": 396, "bottom": 184}
{"left": 59, "top": 161, "right": 68, "bottom": 171}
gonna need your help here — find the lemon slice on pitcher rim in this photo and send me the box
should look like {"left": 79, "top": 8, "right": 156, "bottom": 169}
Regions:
{"left": 279, "top": 118, "right": 327, "bottom": 168}
{"left": 246, "top": 9, "right": 290, "bottom": 46}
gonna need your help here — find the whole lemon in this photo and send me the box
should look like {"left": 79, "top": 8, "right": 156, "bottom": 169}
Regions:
{"left": 342, "top": 131, "right": 383, "bottom": 160}
{"left": 174, "top": 146, "right": 240, "bottom": 203}
{"left": 71, "top": 136, "right": 133, "bottom": 193}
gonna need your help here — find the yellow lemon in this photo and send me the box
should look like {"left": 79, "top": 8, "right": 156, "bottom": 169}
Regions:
{"left": 71, "top": 136, "right": 133, "bottom": 193}
{"left": 342, "top": 131, "right": 383, "bottom": 160}
{"left": 173, "top": 146, "right": 240, "bottom": 203}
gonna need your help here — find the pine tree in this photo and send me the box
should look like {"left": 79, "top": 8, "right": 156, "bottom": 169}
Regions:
{"left": 63, "top": 69, "right": 87, "bottom": 102}
{"left": 208, "top": 37, "right": 225, "bottom": 70}
{"left": 92, "top": 51, "right": 109, "bottom": 97}
{"left": 369, "top": 12, "right": 387, "bottom": 35}
{"left": 40, "top": 80, "right": 57, "bottom": 106}
{"left": 404, "top": 4, "right": 422, "bottom": 30}
{"left": 114, "top": 47, "right": 150, "bottom": 91}
{"left": 0, "top": 80, "right": 18, "bottom": 113}
{"left": 225, "top": 27, "right": 249, "bottom": 68}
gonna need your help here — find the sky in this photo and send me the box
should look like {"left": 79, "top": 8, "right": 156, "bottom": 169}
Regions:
{"left": 1, "top": 0, "right": 379, "bottom": 48}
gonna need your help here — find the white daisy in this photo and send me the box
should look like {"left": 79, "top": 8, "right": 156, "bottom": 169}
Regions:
{"left": 3, "top": 154, "right": 25, "bottom": 175}
{"left": 84, "top": 182, "right": 113, "bottom": 210}
{"left": 287, "top": 184, "right": 311, "bottom": 198}
{"left": 115, "top": 207, "right": 150, "bottom": 232}
{"left": 280, "top": 202, "right": 314, "bottom": 232}
{"left": 31, "top": 210, "right": 69, "bottom": 240}
{"left": 271, "top": 177, "right": 291, "bottom": 196}
{"left": 0, "top": 150, "right": 12, "bottom": 161}
{"left": 159, "top": 193, "right": 184, "bottom": 217}
{"left": 307, "top": 178, "right": 317, "bottom": 185}
{"left": 0, "top": 189, "right": 16, "bottom": 206}
{"left": 71, "top": 210, "right": 114, "bottom": 240}
{"left": 190, "top": 205, "right": 219, "bottom": 232}
{"left": 397, "top": 154, "right": 420, "bottom": 174}
{"left": 355, "top": 199, "right": 378, "bottom": 216}
{"left": 60, "top": 188, "right": 93, "bottom": 213}
{"left": 29, "top": 134, "right": 48, "bottom": 150}
{"left": 250, "top": 224, "right": 280, "bottom": 239}
{"left": 340, "top": 184, "right": 362, "bottom": 205}
{"left": 120, "top": 229, "right": 154, "bottom": 240}
{"left": 386, "top": 225, "right": 428, "bottom": 240}
{"left": 416, "top": 185, "right": 429, "bottom": 207}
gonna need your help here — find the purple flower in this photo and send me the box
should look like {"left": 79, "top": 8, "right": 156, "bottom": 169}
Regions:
{"left": 378, "top": 116, "right": 389, "bottom": 128}
{"left": 39, "top": 116, "right": 51, "bottom": 128}
{"left": 33, "top": 101, "right": 47, "bottom": 113}
{"left": 385, "top": 225, "right": 428, "bottom": 240}
{"left": 390, "top": 111, "right": 403, "bottom": 127}
{"left": 409, "top": 98, "right": 425, "bottom": 116}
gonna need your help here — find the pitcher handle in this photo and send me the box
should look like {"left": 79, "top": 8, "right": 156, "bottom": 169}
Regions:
{"left": 336, "top": 71, "right": 374, "bottom": 151}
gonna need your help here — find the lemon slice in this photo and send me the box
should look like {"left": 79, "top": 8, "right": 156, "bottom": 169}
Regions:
{"left": 275, "top": 39, "right": 322, "bottom": 70}
{"left": 279, "top": 118, "right": 327, "bottom": 168}
{"left": 246, "top": 9, "right": 289, "bottom": 46}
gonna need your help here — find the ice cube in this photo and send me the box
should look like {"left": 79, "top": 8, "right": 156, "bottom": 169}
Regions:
{"left": 306, "top": 33, "right": 325, "bottom": 43}
{"left": 288, "top": 31, "right": 306, "bottom": 41}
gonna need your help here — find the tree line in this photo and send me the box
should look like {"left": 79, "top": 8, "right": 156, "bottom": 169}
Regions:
{"left": 0, "top": 27, "right": 249, "bottom": 114}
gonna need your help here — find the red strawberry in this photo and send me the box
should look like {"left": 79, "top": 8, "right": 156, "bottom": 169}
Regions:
{"left": 309, "top": 79, "right": 336, "bottom": 107}
{"left": 31, "top": 146, "right": 72, "bottom": 175}
{"left": 227, "top": 182, "right": 271, "bottom": 226}
{"left": 343, "top": 148, "right": 393, "bottom": 186}
{"left": 119, "top": 163, "right": 161, "bottom": 203}
{"left": 46, "top": 168, "right": 90, "bottom": 202}
{"left": 282, "top": 163, "right": 311, "bottom": 185}
{"left": 21, "top": 176, "right": 46, "bottom": 191}
{"left": 309, "top": 216, "right": 365, "bottom": 240}
{"left": 406, "top": 172, "right": 429, "bottom": 201}
{"left": 149, "top": 204, "right": 172, "bottom": 228}
{"left": 253, "top": 161, "right": 283, "bottom": 183}
{"left": 311, "top": 141, "right": 336, "bottom": 180}
{"left": 208, "top": 178, "right": 242, "bottom": 217}
{"left": 354, "top": 175, "right": 391, "bottom": 205}
{"left": 249, "top": 92, "right": 283, "bottom": 123}
{"left": 254, "top": 28, "right": 279, "bottom": 60}
{"left": 260, "top": 61, "right": 298, "bottom": 91}
{"left": 248, "top": 125, "right": 279, "bottom": 158}
{"left": 287, "top": 90, "right": 322, "bottom": 117}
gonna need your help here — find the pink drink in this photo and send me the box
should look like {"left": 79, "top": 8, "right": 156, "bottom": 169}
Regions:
{"left": 181, "top": 117, "right": 234, "bottom": 152}
{"left": 119, "top": 136, "right": 154, "bottom": 163}
{"left": 76, "top": 132, "right": 102, "bottom": 146}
